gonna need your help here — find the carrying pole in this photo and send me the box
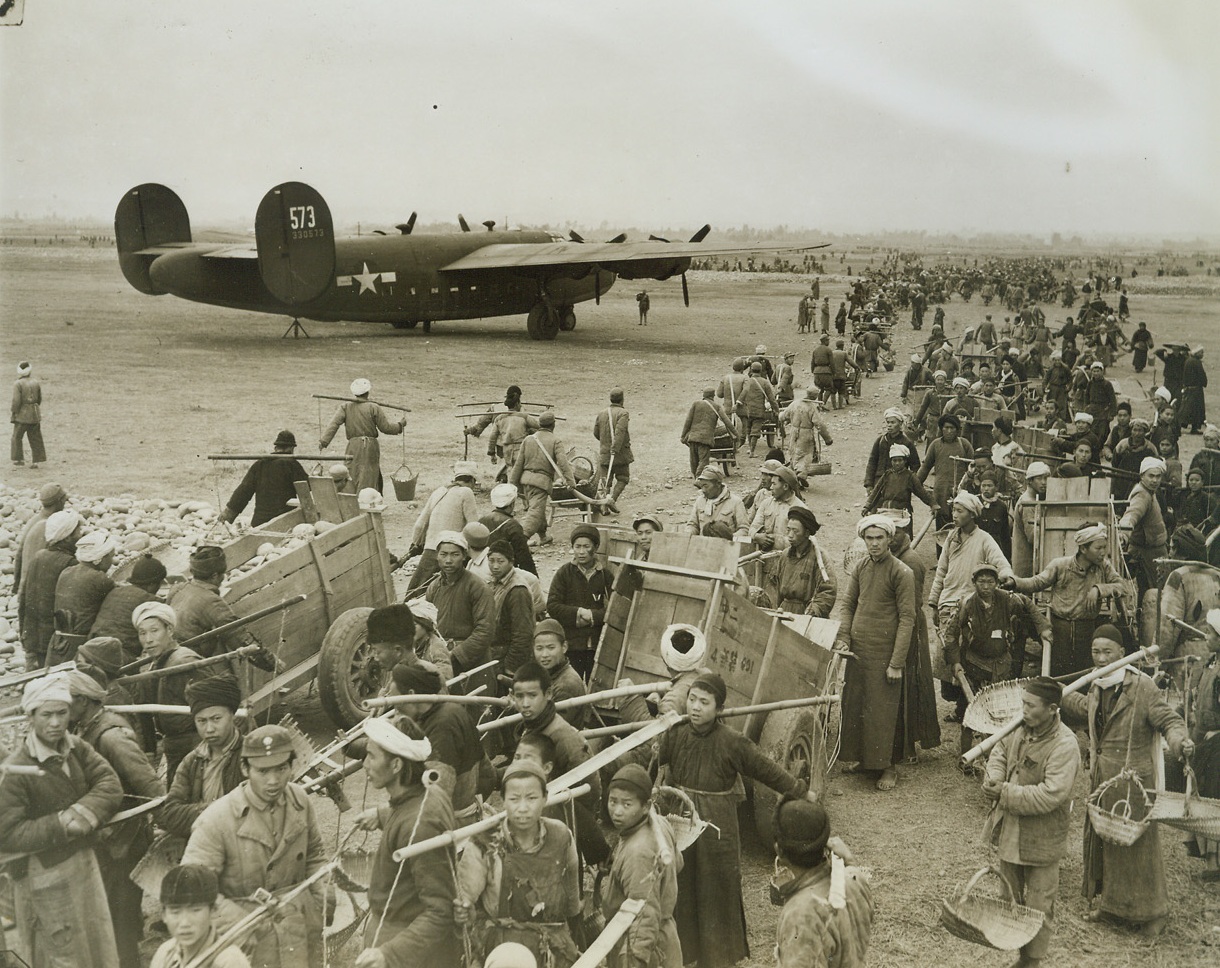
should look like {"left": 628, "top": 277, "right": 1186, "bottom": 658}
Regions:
{"left": 313, "top": 394, "right": 411, "bottom": 412}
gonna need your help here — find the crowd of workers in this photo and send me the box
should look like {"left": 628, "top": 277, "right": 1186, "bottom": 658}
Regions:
{"left": 3, "top": 257, "right": 1217, "bottom": 968}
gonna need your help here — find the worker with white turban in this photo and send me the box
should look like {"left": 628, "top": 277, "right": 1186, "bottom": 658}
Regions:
{"left": 132, "top": 599, "right": 204, "bottom": 782}
{"left": 2, "top": 673, "right": 124, "bottom": 968}
{"left": 1004, "top": 521, "right": 1129, "bottom": 677}
{"left": 17, "top": 508, "right": 86, "bottom": 669}
{"left": 928, "top": 490, "right": 1013, "bottom": 640}
{"left": 319, "top": 378, "right": 406, "bottom": 493}
{"left": 45, "top": 529, "right": 118, "bottom": 662}
{"left": 837, "top": 508, "right": 916, "bottom": 791}
{"left": 1012, "top": 463, "right": 1053, "bottom": 577}
{"left": 1118, "top": 455, "right": 1169, "bottom": 601}
{"left": 865, "top": 406, "right": 920, "bottom": 492}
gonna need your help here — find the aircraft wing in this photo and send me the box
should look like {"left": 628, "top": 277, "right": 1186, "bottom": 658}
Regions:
{"left": 438, "top": 239, "right": 827, "bottom": 272}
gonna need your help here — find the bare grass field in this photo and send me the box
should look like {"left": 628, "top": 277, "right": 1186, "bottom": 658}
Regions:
{"left": 3, "top": 243, "right": 1219, "bottom": 966}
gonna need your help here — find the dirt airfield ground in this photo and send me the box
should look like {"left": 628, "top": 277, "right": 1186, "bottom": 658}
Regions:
{"left": 3, "top": 242, "right": 1220, "bottom": 966}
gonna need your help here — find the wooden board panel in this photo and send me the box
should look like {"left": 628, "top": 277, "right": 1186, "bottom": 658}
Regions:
{"left": 308, "top": 476, "right": 345, "bottom": 524}
{"left": 294, "top": 480, "right": 319, "bottom": 523}
{"left": 223, "top": 513, "right": 375, "bottom": 600}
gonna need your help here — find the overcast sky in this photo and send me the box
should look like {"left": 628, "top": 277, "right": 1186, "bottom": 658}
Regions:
{"left": 1, "top": 0, "right": 1216, "bottom": 235}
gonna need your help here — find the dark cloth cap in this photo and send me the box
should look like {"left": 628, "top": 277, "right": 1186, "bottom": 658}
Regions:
{"left": 274, "top": 430, "right": 297, "bottom": 449}
{"left": 392, "top": 660, "right": 442, "bottom": 695}
{"left": 972, "top": 563, "right": 999, "bottom": 580}
{"left": 1092, "top": 624, "right": 1125, "bottom": 646}
{"left": 787, "top": 505, "right": 820, "bottom": 535}
{"left": 608, "top": 764, "right": 653, "bottom": 801}
{"left": 185, "top": 674, "right": 242, "bottom": 715}
{"left": 77, "top": 637, "right": 126, "bottom": 678}
{"left": 534, "top": 618, "right": 566, "bottom": 642}
{"left": 938, "top": 413, "right": 961, "bottom": 431}
{"left": 609, "top": 387, "right": 625, "bottom": 403}
{"left": 189, "top": 545, "right": 227, "bottom": 578}
{"left": 38, "top": 483, "right": 67, "bottom": 506}
{"left": 161, "top": 864, "right": 219, "bottom": 906}
{"left": 1172, "top": 524, "right": 1206, "bottom": 561}
{"left": 973, "top": 447, "right": 992, "bottom": 459}
{"left": 1024, "top": 676, "right": 1063, "bottom": 705}
{"left": 774, "top": 798, "right": 830, "bottom": 854}
{"left": 367, "top": 604, "right": 416, "bottom": 645}
{"left": 131, "top": 554, "right": 168, "bottom": 586}
{"left": 701, "top": 521, "right": 735, "bottom": 540}
{"left": 538, "top": 411, "right": 556, "bottom": 428}
{"left": 1058, "top": 463, "right": 1084, "bottom": 478}
{"left": 487, "top": 539, "right": 516, "bottom": 563}
{"left": 690, "top": 673, "right": 727, "bottom": 708}
{"left": 570, "top": 524, "right": 600, "bottom": 548}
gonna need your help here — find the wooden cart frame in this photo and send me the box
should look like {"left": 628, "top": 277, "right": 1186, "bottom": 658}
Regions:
{"left": 590, "top": 532, "right": 842, "bottom": 842}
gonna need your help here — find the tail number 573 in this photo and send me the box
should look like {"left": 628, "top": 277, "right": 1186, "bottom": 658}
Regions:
{"left": 289, "top": 206, "right": 316, "bottom": 230}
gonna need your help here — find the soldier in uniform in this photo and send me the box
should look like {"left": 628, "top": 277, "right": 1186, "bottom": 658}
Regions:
{"left": 182, "top": 724, "right": 327, "bottom": 968}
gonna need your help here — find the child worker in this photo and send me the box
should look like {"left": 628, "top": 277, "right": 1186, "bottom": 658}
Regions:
{"left": 658, "top": 672, "right": 818, "bottom": 968}
{"left": 455, "top": 759, "right": 582, "bottom": 967}
{"left": 150, "top": 864, "right": 251, "bottom": 968}
{"left": 602, "top": 764, "right": 683, "bottom": 968}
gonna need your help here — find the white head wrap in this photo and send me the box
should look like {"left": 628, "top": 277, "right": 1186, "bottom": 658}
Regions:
{"left": 490, "top": 482, "right": 518, "bottom": 508}
{"left": 1025, "top": 461, "right": 1052, "bottom": 479}
{"left": 453, "top": 460, "right": 479, "bottom": 481}
{"left": 660, "top": 623, "right": 707, "bottom": 673}
{"left": 857, "top": 514, "right": 896, "bottom": 538}
{"left": 883, "top": 407, "right": 905, "bottom": 424}
{"left": 910, "top": 354, "right": 923, "bottom": 364}
{"left": 952, "top": 377, "right": 970, "bottom": 389}
{"left": 406, "top": 598, "right": 439, "bottom": 629}
{"left": 350, "top": 378, "right": 372, "bottom": 396}
{"left": 44, "top": 509, "right": 82, "bottom": 544}
{"left": 1074, "top": 524, "right": 1108, "bottom": 546}
{"left": 435, "top": 530, "right": 469, "bottom": 552}
{"left": 1050, "top": 350, "right": 1062, "bottom": 360}
{"left": 358, "top": 488, "right": 386, "bottom": 511}
{"left": 1140, "top": 456, "right": 1167, "bottom": 475}
{"left": 933, "top": 369, "right": 948, "bottom": 379}
{"left": 755, "top": 344, "right": 767, "bottom": 354}
{"left": 23, "top": 673, "right": 72, "bottom": 714}
{"left": 1207, "top": 608, "right": 1220, "bottom": 636}
{"left": 1154, "top": 386, "right": 1172, "bottom": 402}
{"left": 75, "top": 530, "right": 116, "bottom": 564}
{"left": 364, "top": 717, "right": 433, "bottom": 761}
{"left": 1090, "top": 361, "right": 1105, "bottom": 370}
{"left": 484, "top": 942, "right": 538, "bottom": 968}
{"left": 952, "top": 491, "right": 984, "bottom": 517}
{"left": 17, "top": 362, "right": 31, "bottom": 376}
{"left": 888, "top": 444, "right": 910, "bottom": 459}
{"left": 132, "top": 601, "right": 176, "bottom": 630}
{"left": 66, "top": 669, "right": 106, "bottom": 702}
{"left": 1073, "top": 412, "right": 1094, "bottom": 424}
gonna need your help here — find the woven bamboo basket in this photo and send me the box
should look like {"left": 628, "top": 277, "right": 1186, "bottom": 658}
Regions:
{"left": 962, "top": 679, "right": 1031, "bottom": 736}
{"left": 1086, "top": 769, "right": 1152, "bottom": 846}
{"left": 1149, "top": 765, "right": 1220, "bottom": 838}
{"left": 333, "top": 828, "right": 377, "bottom": 893}
{"left": 655, "top": 786, "right": 710, "bottom": 851}
{"left": 940, "top": 866, "right": 1045, "bottom": 951}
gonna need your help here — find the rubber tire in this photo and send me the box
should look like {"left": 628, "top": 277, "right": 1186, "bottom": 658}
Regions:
{"left": 318, "top": 606, "right": 383, "bottom": 729}
{"left": 559, "top": 307, "right": 577, "bottom": 331}
{"left": 527, "top": 303, "right": 560, "bottom": 341}
{"left": 391, "top": 320, "right": 412, "bottom": 330}
{"left": 751, "top": 707, "right": 829, "bottom": 845}
{"left": 1139, "top": 587, "right": 1159, "bottom": 651}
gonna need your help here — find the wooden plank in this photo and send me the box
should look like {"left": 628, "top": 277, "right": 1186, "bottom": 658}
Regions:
{"left": 309, "top": 540, "right": 335, "bottom": 628}
{"left": 293, "top": 479, "right": 319, "bottom": 523}
{"left": 337, "top": 492, "right": 360, "bottom": 521}
{"left": 309, "top": 476, "right": 344, "bottom": 523}
{"left": 223, "top": 513, "right": 373, "bottom": 600}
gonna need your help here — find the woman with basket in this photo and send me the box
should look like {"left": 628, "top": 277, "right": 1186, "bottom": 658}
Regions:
{"left": 1059, "top": 626, "right": 1193, "bottom": 937}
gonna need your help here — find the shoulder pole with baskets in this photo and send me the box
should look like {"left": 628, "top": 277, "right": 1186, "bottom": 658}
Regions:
{"left": 1085, "top": 691, "right": 1154, "bottom": 846}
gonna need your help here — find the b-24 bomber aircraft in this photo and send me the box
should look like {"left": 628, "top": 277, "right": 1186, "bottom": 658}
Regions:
{"left": 115, "top": 181, "right": 825, "bottom": 339}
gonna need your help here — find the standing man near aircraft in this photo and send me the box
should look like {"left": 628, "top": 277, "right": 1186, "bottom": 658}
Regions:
{"left": 11, "top": 360, "right": 44, "bottom": 468}
{"left": 320, "top": 378, "right": 406, "bottom": 493}
{"left": 595, "top": 388, "right": 633, "bottom": 513}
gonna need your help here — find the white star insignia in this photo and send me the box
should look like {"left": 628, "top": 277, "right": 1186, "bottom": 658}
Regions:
{"left": 353, "top": 262, "right": 379, "bottom": 294}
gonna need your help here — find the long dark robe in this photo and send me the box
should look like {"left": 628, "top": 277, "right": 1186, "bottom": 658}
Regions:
{"left": 837, "top": 551, "right": 916, "bottom": 770}
{"left": 659, "top": 721, "right": 805, "bottom": 968}
{"left": 894, "top": 536, "right": 942, "bottom": 759}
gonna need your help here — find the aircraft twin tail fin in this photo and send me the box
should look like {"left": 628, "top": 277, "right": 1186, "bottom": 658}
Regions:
{"left": 255, "top": 181, "right": 335, "bottom": 305}
{"left": 114, "top": 183, "right": 192, "bottom": 294}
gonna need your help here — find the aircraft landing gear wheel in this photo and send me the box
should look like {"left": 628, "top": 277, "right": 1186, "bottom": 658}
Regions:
{"left": 527, "top": 303, "right": 560, "bottom": 341}
{"left": 422, "top": 320, "right": 432, "bottom": 333}
{"left": 559, "top": 307, "right": 577, "bottom": 331}
{"left": 391, "top": 320, "right": 414, "bottom": 330}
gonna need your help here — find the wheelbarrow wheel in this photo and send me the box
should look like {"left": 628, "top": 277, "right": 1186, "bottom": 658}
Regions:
{"left": 318, "top": 606, "right": 385, "bottom": 729}
{"left": 752, "top": 707, "right": 829, "bottom": 844}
